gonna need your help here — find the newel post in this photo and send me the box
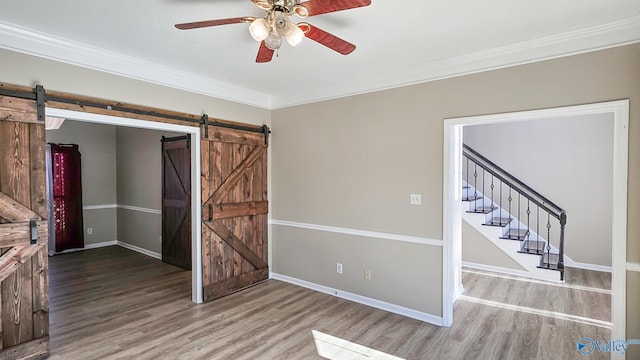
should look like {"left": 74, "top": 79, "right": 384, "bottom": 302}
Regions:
{"left": 559, "top": 210, "right": 567, "bottom": 281}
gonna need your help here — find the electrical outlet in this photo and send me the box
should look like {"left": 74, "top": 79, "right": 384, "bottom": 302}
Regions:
{"left": 410, "top": 193, "right": 422, "bottom": 205}
{"left": 364, "top": 269, "right": 372, "bottom": 280}
{"left": 158, "top": 235, "right": 162, "bottom": 243}
{"left": 87, "top": 228, "right": 93, "bottom": 235}
{"left": 336, "top": 263, "right": 343, "bottom": 274}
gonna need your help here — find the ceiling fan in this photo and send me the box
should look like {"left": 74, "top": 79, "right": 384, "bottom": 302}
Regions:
{"left": 175, "top": 0, "right": 372, "bottom": 63}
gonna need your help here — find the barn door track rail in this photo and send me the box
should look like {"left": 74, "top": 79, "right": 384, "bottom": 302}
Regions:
{"left": 0, "top": 83, "right": 271, "bottom": 136}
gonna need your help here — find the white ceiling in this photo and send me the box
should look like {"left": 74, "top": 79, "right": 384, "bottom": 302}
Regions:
{"left": 0, "top": 0, "right": 639, "bottom": 109}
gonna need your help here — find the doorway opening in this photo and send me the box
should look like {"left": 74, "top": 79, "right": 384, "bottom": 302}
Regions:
{"left": 442, "top": 100, "right": 629, "bottom": 343}
{"left": 45, "top": 107, "right": 203, "bottom": 303}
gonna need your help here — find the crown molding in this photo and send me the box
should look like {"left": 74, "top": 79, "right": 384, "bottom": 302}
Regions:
{"left": 1, "top": 16, "right": 639, "bottom": 110}
{"left": 0, "top": 21, "right": 272, "bottom": 109}
{"left": 271, "top": 15, "right": 640, "bottom": 108}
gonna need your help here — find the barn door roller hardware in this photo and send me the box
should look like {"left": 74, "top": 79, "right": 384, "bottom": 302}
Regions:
{"left": 30, "top": 218, "right": 38, "bottom": 245}
{"left": 262, "top": 124, "right": 269, "bottom": 145}
{"left": 0, "top": 85, "right": 45, "bottom": 122}
{"left": 203, "top": 114, "right": 210, "bottom": 138}
{"left": 35, "top": 85, "right": 45, "bottom": 122}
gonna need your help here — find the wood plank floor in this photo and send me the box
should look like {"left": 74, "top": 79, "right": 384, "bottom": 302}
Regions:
{"left": 461, "top": 267, "right": 611, "bottom": 322}
{"left": 48, "top": 247, "right": 611, "bottom": 359}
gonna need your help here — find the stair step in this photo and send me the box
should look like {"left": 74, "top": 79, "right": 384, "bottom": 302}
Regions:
{"left": 538, "top": 252, "right": 563, "bottom": 271}
{"left": 483, "top": 217, "right": 511, "bottom": 227}
{"left": 499, "top": 228, "right": 529, "bottom": 240}
{"left": 518, "top": 240, "right": 546, "bottom": 254}
{"left": 462, "top": 195, "right": 482, "bottom": 201}
{"left": 466, "top": 206, "right": 496, "bottom": 214}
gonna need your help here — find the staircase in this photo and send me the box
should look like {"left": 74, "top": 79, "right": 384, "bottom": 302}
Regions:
{"left": 462, "top": 145, "right": 567, "bottom": 282}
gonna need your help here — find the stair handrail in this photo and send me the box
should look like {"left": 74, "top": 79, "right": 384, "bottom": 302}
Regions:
{"left": 463, "top": 143, "right": 567, "bottom": 280}
{"left": 462, "top": 144, "right": 565, "bottom": 219}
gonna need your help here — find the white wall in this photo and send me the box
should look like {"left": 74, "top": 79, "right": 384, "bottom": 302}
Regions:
{"left": 463, "top": 113, "right": 614, "bottom": 266}
{"left": 462, "top": 221, "right": 526, "bottom": 270}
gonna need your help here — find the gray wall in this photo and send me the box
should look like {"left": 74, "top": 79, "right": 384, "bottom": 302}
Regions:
{"left": 463, "top": 114, "right": 614, "bottom": 266}
{"left": 116, "top": 127, "right": 182, "bottom": 254}
{"left": 45, "top": 121, "right": 117, "bottom": 245}
{"left": 272, "top": 44, "right": 640, "bottom": 346}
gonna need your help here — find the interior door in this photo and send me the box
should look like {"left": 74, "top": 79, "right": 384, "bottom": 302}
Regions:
{"left": 50, "top": 143, "right": 84, "bottom": 252}
{"left": 201, "top": 126, "right": 268, "bottom": 302}
{"left": 161, "top": 135, "right": 192, "bottom": 270}
{"left": 0, "top": 94, "right": 49, "bottom": 358}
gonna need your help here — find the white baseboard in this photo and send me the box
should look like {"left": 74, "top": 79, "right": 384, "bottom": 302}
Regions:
{"left": 117, "top": 241, "right": 162, "bottom": 260}
{"left": 564, "top": 259, "right": 612, "bottom": 273}
{"left": 270, "top": 272, "right": 443, "bottom": 326}
{"left": 50, "top": 240, "right": 117, "bottom": 255}
{"left": 455, "top": 284, "right": 465, "bottom": 301}
{"left": 87, "top": 240, "right": 118, "bottom": 249}
{"left": 462, "top": 261, "right": 563, "bottom": 283}
{"left": 49, "top": 239, "right": 161, "bottom": 260}
{"left": 49, "top": 240, "right": 162, "bottom": 261}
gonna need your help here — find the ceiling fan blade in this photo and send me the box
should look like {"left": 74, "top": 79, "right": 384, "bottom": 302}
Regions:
{"left": 175, "top": 17, "right": 255, "bottom": 30}
{"left": 299, "top": 23, "right": 356, "bottom": 55}
{"left": 256, "top": 41, "right": 275, "bottom": 63}
{"left": 298, "top": 0, "right": 371, "bottom": 17}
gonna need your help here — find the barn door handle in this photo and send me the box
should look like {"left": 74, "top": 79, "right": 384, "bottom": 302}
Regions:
{"left": 208, "top": 204, "right": 213, "bottom": 221}
{"left": 30, "top": 219, "right": 38, "bottom": 245}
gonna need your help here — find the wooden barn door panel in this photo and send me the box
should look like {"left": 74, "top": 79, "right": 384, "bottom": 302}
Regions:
{"left": 201, "top": 127, "right": 268, "bottom": 302}
{"left": 0, "top": 94, "right": 49, "bottom": 359}
{"left": 161, "top": 135, "right": 191, "bottom": 270}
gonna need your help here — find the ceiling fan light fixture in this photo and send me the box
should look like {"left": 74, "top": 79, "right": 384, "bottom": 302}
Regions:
{"left": 253, "top": 0, "right": 272, "bottom": 10}
{"left": 285, "top": 25, "right": 304, "bottom": 47}
{"left": 249, "top": 18, "right": 270, "bottom": 41}
{"left": 265, "top": 30, "right": 282, "bottom": 50}
{"left": 292, "top": 4, "right": 309, "bottom": 18}
{"left": 273, "top": 12, "right": 292, "bottom": 36}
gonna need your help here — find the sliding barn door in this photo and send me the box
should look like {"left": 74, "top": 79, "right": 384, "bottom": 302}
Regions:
{"left": 0, "top": 95, "right": 49, "bottom": 358}
{"left": 162, "top": 135, "right": 191, "bottom": 270}
{"left": 201, "top": 126, "right": 268, "bottom": 302}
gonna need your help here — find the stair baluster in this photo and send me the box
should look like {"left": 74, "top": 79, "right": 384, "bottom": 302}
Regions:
{"left": 462, "top": 144, "right": 566, "bottom": 281}
{"left": 546, "top": 213, "right": 552, "bottom": 269}
{"left": 473, "top": 163, "right": 478, "bottom": 206}
{"left": 507, "top": 187, "right": 512, "bottom": 230}
{"left": 536, "top": 206, "right": 541, "bottom": 253}
{"left": 526, "top": 200, "right": 533, "bottom": 252}
{"left": 465, "top": 157, "right": 470, "bottom": 200}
